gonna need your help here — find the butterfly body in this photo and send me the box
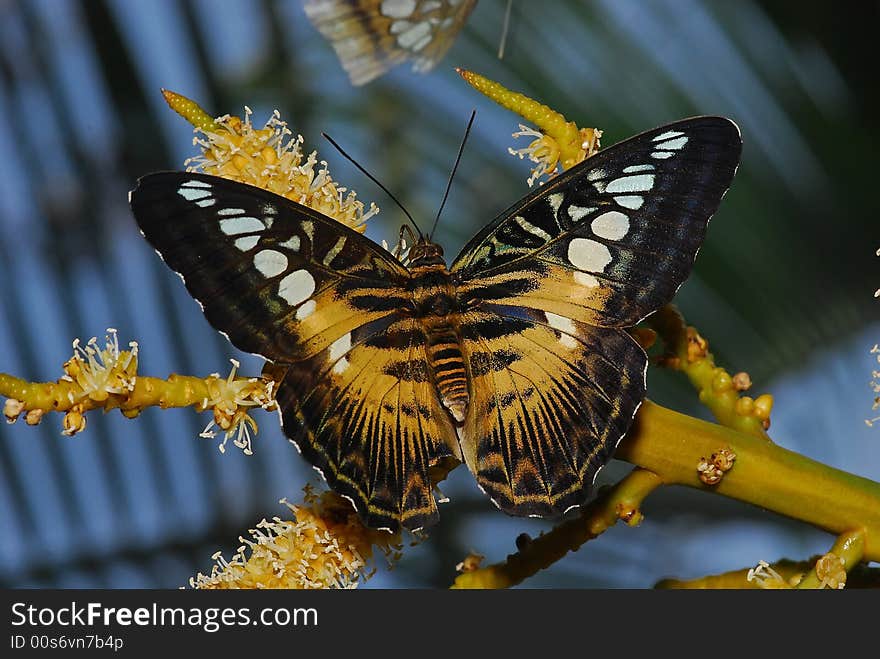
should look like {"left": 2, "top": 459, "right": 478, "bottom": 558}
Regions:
{"left": 130, "top": 117, "right": 742, "bottom": 532}
{"left": 404, "top": 241, "right": 470, "bottom": 423}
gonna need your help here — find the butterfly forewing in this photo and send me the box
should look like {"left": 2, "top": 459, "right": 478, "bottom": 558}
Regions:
{"left": 452, "top": 117, "right": 742, "bottom": 328}
{"left": 131, "top": 173, "right": 409, "bottom": 361}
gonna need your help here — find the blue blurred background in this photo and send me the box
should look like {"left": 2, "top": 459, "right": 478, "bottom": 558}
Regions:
{"left": 0, "top": 0, "right": 877, "bottom": 588}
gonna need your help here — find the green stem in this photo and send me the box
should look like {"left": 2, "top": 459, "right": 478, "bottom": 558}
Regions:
{"left": 618, "top": 401, "right": 880, "bottom": 562}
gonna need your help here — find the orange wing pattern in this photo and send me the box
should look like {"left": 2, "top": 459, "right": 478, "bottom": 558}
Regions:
{"left": 456, "top": 305, "right": 646, "bottom": 517}
{"left": 268, "top": 314, "right": 459, "bottom": 531}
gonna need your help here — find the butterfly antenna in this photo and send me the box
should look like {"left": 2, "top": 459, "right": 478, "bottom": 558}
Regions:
{"left": 321, "top": 132, "right": 424, "bottom": 239}
{"left": 429, "top": 110, "right": 476, "bottom": 240}
{"left": 498, "top": 0, "right": 513, "bottom": 59}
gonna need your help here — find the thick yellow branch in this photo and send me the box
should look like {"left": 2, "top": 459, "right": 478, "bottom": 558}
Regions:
{"left": 454, "top": 400, "right": 880, "bottom": 588}
{"left": 617, "top": 401, "right": 880, "bottom": 562}
{"left": 648, "top": 305, "right": 772, "bottom": 439}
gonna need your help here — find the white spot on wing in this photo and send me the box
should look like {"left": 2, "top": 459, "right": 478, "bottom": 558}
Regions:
{"left": 254, "top": 249, "right": 288, "bottom": 278}
{"left": 218, "top": 207, "right": 245, "bottom": 216}
{"left": 381, "top": 0, "right": 416, "bottom": 18}
{"left": 295, "top": 299, "right": 316, "bottom": 320}
{"left": 548, "top": 193, "right": 564, "bottom": 215}
{"left": 587, "top": 168, "right": 605, "bottom": 181}
{"left": 397, "top": 21, "right": 431, "bottom": 49}
{"left": 178, "top": 187, "right": 211, "bottom": 202}
{"left": 234, "top": 236, "right": 259, "bottom": 251}
{"left": 220, "top": 216, "right": 265, "bottom": 235}
{"left": 574, "top": 271, "right": 599, "bottom": 288}
{"left": 591, "top": 211, "right": 630, "bottom": 240}
{"left": 655, "top": 136, "right": 688, "bottom": 151}
{"left": 623, "top": 164, "right": 654, "bottom": 173}
{"left": 196, "top": 198, "right": 216, "bottom": 207}
{"left": 545, "top": 312, "right": 578, "bottom": 349}
{"left": 278, "top": 269, "right": 315, "bottom": 306}
{"left": 568, "top": 237, "right": 612, "bottom": 273}
{"left": 653, "top": 130, "right": 684, "bottom": 142}
{"left": 279, "top": 236, "right": 301, "bottom": 252}
{"left": 181, "top": 179, "right": 211, "bottom": 188}
{"left": 412, "top": 33, "right": 433, "bottom": 51}
{"left": 614, "top": 195, "right": 643, "bottom": 209}
{"left": 651, "top": 151, "right": 674, "bottom": 159}
{"left": 329, "top": 333, "right": 352, "bottom": 374}
{"left": 567, "top": 205, "right": 594, "bottom": 222}
{"left": 606, "top": 174, "right": 654, "bottom": 194}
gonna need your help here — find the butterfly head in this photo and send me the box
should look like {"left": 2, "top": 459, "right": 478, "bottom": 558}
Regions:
{"left": 408, "top": 239, "right": 446, "bottom": 267}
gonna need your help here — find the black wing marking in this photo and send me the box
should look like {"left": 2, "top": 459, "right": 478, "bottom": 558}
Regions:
{"left": 452, "top": 116, "right": 742, "bottom": 328}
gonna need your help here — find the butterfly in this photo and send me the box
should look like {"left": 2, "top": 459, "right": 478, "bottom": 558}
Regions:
{"left": 303, "top": 0, "right": 477, "bottom": 85}
{"left": 129, "top": 116, "right": 742, "bottom": 532}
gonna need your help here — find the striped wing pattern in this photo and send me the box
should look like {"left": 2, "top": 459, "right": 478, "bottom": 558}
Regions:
{"left": 458, "top": 306, "right": 645, "bottom": 517}
{"left": 265, "top": 314, "right": 458, "bottom": 531}
{"left": 131, "top": 173, "right": 455, "bottom": 531}
{"left": 304, "top": 0, "right": 477, "bottom": 85}
{"left": 451, "top": 117, "right": 741, "bottom": 517}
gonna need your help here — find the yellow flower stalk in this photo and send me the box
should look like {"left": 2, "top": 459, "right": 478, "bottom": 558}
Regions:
{"left": 648, "top": 305, "right": 774, "bottom": 438}
{"left": 163, "top": 89, "right": 378, "bottom": 233}
{"left": 192, "top": 486, "right": 402, "bottom": 589}
{"left": 0, "top": 329, "right": 274, "bottom": 453}
{"left": 456, "top": 68, "right": 601, "bottom": 185}
{"left": 162, "top": 88, "right": 217, "bottom": 132}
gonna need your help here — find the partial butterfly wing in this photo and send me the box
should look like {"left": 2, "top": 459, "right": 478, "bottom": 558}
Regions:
{"left": 130, "top": 173, "right": 457, "bottom": 531}
{"left": 451, "top": 117, "right": 742, "bottom": 517}
{"left": 304, "top": 0, "right": 477, "bottom": 85}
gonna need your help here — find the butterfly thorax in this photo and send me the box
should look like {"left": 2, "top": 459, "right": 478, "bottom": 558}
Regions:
{"left": 407, "top": 240, "right": 469, "bottom": 423}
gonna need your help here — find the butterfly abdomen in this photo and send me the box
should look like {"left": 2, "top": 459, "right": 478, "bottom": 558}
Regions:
{"left": 409, "top": 255, "right": 469, "bottom": 423}
{"left": 424, "top": 321, "right": 468, "bottom": 423}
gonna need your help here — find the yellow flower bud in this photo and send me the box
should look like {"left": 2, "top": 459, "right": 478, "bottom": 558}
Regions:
{"left": 62, "top": 406, "right": 87, "bottom": 436}
{"left": 735, "top": 396, "right": 754, "bottom": 416}
{"left": 754, "top": 394, "right": 774, "bottom": 420}
{"left": 712, "top": 370, "right": 733, "bottom": 393}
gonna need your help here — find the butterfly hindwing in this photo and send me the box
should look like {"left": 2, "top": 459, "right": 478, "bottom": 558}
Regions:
{"left": 452, "top": 116, "right": 742, "bottom": 328}
{"left": 457, "top": 305, "right": 646, "bottom": 517}
{"left": 304, "top": 0, "right": 477, "bottom": 85}
{"left": 266, "top": 313, "right": 458, "bottom": 531}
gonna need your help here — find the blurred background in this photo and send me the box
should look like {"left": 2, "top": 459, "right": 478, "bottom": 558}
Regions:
{"left": 0, "top": 0, "right": 877, "bottom": 588}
